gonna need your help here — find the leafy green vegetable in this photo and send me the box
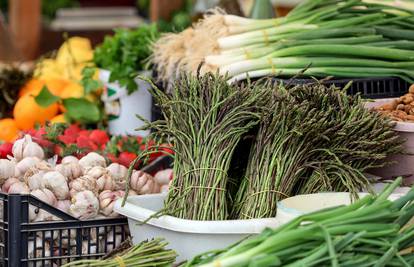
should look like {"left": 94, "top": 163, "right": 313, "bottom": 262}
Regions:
{"left": 93, "top": 24, "right": 159, "bottom": 94}
{"left": 35, "top": 86, "right": 60, "bottom": 107}
{"left": 81, "top": 67, "right": 102, "bottom": 95}
{"left": 62, "top": 98, "right": 101, "bottom": 123}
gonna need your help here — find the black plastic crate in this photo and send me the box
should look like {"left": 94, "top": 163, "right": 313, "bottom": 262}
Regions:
{"left": 0, "top": 156, "right": 173, "bottom": 267}
{"left": 271, "top": 77, "right": 411, "bottom": 99}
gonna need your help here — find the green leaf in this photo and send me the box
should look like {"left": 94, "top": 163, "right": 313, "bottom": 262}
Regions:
{"left": 35, "top": 86, "right": 60, "bottom": 107}
{"left": 81, "top": 67, "right": 102, "bottom": 95}
{"left": 62, "top": 98, "right": 100, "bottom": 123}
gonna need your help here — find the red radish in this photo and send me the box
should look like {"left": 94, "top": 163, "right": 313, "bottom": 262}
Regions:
{"left": 89, "top": 130, "right": 109, "bottom": 148}
{"left": 64, "top": 124, "right": 81, "bottom": 136}
{"left": 76, "top": 135, "right": 98, "bottom": 151}
{"left": 58, "top": 134, "right": 76, "bottom": 145}
{"left": 0, "top": 143, "right": 13, "bottom": 159}
{"left": 118, "top": 152, "right": 137, "bottom": 168}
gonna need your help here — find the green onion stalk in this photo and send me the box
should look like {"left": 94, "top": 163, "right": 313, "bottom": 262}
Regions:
{"left": 139, "top": 73, "right": 269, "bottom": 220}
{"left": 185, "top": 178, "right": 414, "bottom": 267}
{"left": 152, "top": 0, "right": 414, "bottom": 83}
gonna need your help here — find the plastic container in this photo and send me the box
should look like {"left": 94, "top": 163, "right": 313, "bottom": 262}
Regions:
{"left": 365, "top": 98, "right": 414, "bottom": 185}
{"left": 277, "top": 192, "right": 408, "bottom": 224}
{"left": 114, "top": 194, "right": 282, "bottom": 262}
{"left": 99, "top": 69, "right": 152, "bottom": 137}
{"left": 0, "top": 157, "right": 171, "bottom": 267}
{"left": 272, "top": 77, "right": 410, "bottom": 99}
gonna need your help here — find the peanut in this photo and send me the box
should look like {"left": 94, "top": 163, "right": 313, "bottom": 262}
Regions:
{"left": 401, "top": 94, "right": 414, "bottom": 104}
{"left": 409, "top": 84, "right": 414, "bottom": 94}
{"left": 397, "top": 104, "right": 406, "bottom": 111}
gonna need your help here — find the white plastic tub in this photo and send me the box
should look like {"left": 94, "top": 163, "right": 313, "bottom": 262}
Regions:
{"left": 99, "top": 69, "right": 152, "bottom": 137}
{"left": 277, "top": 191, "right": 408, "bottom": 224}
{"left": 114, "top": 193, "right": 282, "bottom": 262}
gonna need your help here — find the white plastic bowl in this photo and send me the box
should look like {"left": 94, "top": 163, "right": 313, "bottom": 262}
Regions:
{"left": 114, "top": 193, "right": 282, "bottom": 262}
{"left": 277, "top": 192, "right": 407, "bottom": 224}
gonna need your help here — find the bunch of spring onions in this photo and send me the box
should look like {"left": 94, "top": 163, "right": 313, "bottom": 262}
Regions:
{"left": 152, "top": 0, "right": 414, "bottom": 83}
{"left": 186, "top": 178, "right": 414, "bottom": 267}
{"left": 231, "top": 81, "right": 402, "bottom": 219}
{"left": 62, "top": 238, "right": 176, "bottom": 267}
{"left": 140, "top": 73, "right": 269, "bottom": 220}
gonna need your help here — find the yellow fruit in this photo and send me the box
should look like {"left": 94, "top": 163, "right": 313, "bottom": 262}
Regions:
{"left": 60, "top": 82, "right": 84, "bottom": 98}
{"left": 34, "top": 59, "right": 64, "bottom": 80}
{"left": 50, "top": 114, "right": 67, "bottom": 124}
{"left": 0, "top": 119, "right": 19, "bottom": 142}
{"left": 13, "top": 94, "right": 59, "bottom": 130}
{"left": 56, "top": 37, "right": 93, "bottom": 66}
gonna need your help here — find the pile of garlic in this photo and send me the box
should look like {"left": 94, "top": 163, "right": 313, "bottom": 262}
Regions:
{"left": 0, "top": 135, "right": 172, "bottom": 221}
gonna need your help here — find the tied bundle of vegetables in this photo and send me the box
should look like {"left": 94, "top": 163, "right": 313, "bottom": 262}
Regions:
{"left": 139, "top": 72, "right": 268, "bottom": 220}
{"left": 62, "top": 238, "right": 177, "bottom": 267}
{"left": 186, "top": 178, "right": 414, "bottom": 267}
{"left": 232, "top": 81, "right": 402, "bottom": 219}
{"left": 152, "top": 0, "right": 414, "bottom": 83}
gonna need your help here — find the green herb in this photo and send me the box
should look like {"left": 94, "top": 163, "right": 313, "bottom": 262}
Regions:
{"left": 93, "top": 24, "right": 159, "bottom": 94}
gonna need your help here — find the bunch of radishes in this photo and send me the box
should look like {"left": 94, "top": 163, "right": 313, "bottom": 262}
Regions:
{"left": 0, "top": 135, "right": 173, "bottom": 221}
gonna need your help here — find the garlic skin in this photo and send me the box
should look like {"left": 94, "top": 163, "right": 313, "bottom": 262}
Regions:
{"left": 42, "top": 171, "right": 69, "bottom": 200}
{"left": 25, "top": 171, "right": 46, "bottom": 191}
{"left": 15, "top": 157, "right": 41, "bottom": 178}
{"left": 69, "top": 175, "right": 98, "bottom": 197}
{"left": 0, "top": 159, "right": 16, "bottom": 185}
{"left": 78, "top": 152, "right": 106, "bottom": 172}
{"left": 98, "top": 190, "right": 119, "bottom": 217}
{"left": 8, "top": 181, "right": 29, "bottom": 194}
{"left": 56, "top": 162, "right": 83, "bottom": 181}
{"left": 106, "top": 163, "right": 128, "bottom": 189}
{"left": 2, "top": 177, "right": 20, "bottom": 192}
{"left": 56, "top": 200, "right": 71, "bottom": 213}
{"left": 154, "top": 168, "right": 173, "bottom": 185}
{"left": 69, "top": 190, "right": 99, "bottom": 220}
{"left": 61, "top": 155, "right": 79, "bottom": 164}
{"left": 130, "top": 170, "right": 157, "bottom": 194}
{"left": 87, "top": 166, "right": 115, "bottom": 192}
{"left": 12, "top": 135, "right": 44, "bottom": 161}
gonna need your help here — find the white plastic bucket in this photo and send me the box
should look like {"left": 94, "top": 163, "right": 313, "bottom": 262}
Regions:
{"left": 99, "top": 69, "right": 152, "bottom": 137}
{"left": 114, "top": 193, "right": 282, "bottom": 262}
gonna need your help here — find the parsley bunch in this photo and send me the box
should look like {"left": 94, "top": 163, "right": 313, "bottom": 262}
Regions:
{"left": 93, "top": 24, "right": 159, "bottom": 94}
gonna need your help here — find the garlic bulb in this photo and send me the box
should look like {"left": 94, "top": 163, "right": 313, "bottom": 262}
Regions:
{"left": 28, "top": 237, "right": 51, "bottom": 258}
{"left": 106, "top": 163, "right": 128, "bottom": 187}
{"left": 31, "top": 188, "right": 57, "bottom": 206}
{"left": 154, "top": 168, "right": 173, "bottom": 185}
{"left": 12, "top": 135, "right": 44, "bottom": 161}
{"left": 29, "top": 188, "right": 57, "bottom": 221}
{"left": 15, "top": 157, "right": 40, "bottom": 177}
{"left": 160, "top": 183, "right": 170, "bottom": 193}
{"left": 0, "top": 159, "right": 16, "bottom": 186}
{"left": 56, "top": 162, "right": 83, "bottom": 181}
{"left": 86, "top": 166, "right": 115, "bottom": 192}
{"left": 69, "top": 190, "right": 99, "bottom": 220}
{"left": 61, "top": 155, "right": 79, "bottom": 164}
{"left": 25, "top": 171, "right": 46, "bottom": 191}
{"left": 56, "top": 200, "right": 71, "bottom": 213}
{"left": 42, "top": 171, "right": 69, "bottom": 200}
{"left": 78, "top": 152, "right": 106, "bottom": 171}
{"left": 130, "top": 170, "right": 157, "bottom": 194}
{"left": 98, "top": 190, "right": 120, "bottom": 217}
{"left": 2, "top": 177, "right": 19, "bottom": 192}
{"left": 69, "top": 175, "right": 98, "bottom": 197}
{"left": 8, "top": 181, "right": 29, "bottom": 194}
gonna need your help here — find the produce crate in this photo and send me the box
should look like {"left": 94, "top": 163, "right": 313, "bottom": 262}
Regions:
{"left": 0, "top": 156, "right": 172, "bottom": 267}
{"left": 272, "top": 77, "right": 411, "bottom": 99}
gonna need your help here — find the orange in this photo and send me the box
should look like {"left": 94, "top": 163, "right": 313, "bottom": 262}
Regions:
{"left": 19, "top": 79, "right": 45, "bottom": 97}
{"left": 13, "top": 94, "right": 59, "bottom": 130}
{"left": 50, "top": 114, "right": 67, "bottom": 124}
{"left": 59, "top": 82, "right": 84, "bottom": 99}
{"left": 0, "top": 118, "right": 19, "bottom": 142}
{"left": 44, "top": 79, "right": 68, "bottom": 96}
